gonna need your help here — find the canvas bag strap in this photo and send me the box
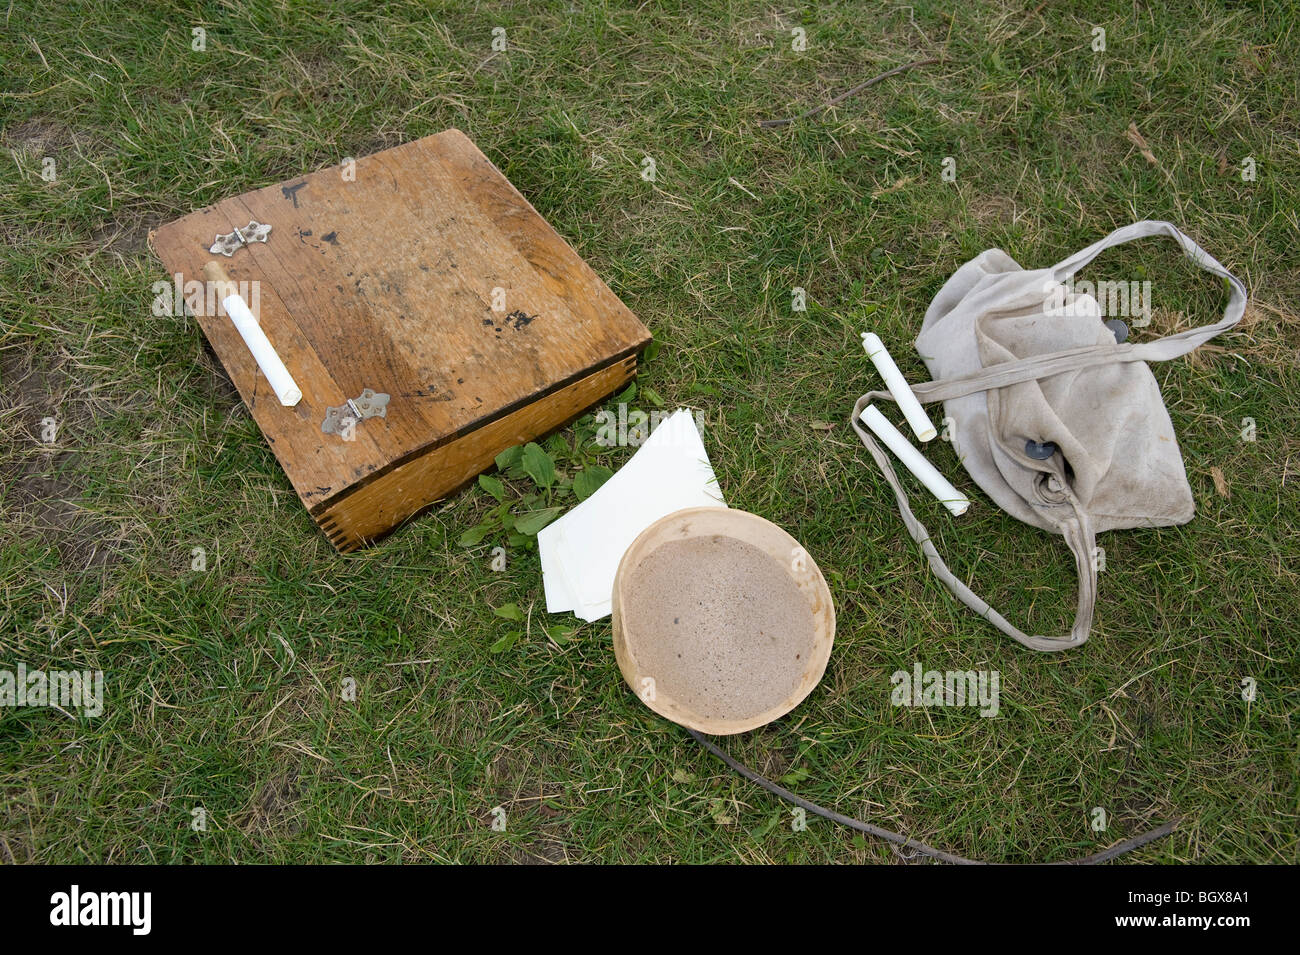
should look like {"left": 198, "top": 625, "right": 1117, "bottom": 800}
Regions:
{"left": 851, "top": 390, "right": 1095, "bottom": 652}
{"left": 906, "top": 219, "right": 1248, "bottom": 404}
{"left": 1050, "top": 218, "right": 1248, "bottom": 361}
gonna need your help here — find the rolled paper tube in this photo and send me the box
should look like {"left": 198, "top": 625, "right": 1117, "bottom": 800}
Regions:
{"left": 861, "top": 404, "right": 970, "bottom": 516}
{"left": 861, "top": 331, "right": 937, "bottom": 442}
{"left": 202, "top": 261, "right": 302, "bottom": 407}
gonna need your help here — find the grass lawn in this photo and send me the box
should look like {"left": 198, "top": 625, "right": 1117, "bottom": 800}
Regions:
{"left": 1, "top": 0, "right": 1296, "bottom": 863}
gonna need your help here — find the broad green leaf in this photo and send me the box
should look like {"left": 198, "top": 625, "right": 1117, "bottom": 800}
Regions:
{"left": 495, "top": 445, "right": 524, "bottom": 470}
{"left": 521, "top": 442, "right": 555, "bottom": 488}
{"left": 488, "top": 630, "right": 521, "bottom": 654}
{"left": 493, "top": 603, "right": 524, "bottom": 621}
{"left": 478, "top": 474, "right": 506, "bottom": 502}
{"left": 640, "top": 386, "right": 664, "bottom": 408}
{"left": 513, "top": 507, "right": 562, "bottom": 536}
{"left": 457, "top": 521, "right": 496, "bottom": 546}
{"left": 573, "top": 465, "right": 614, "bottom": 501}
{"left": 615, "top": 381, "right": 637, "bottom": 404}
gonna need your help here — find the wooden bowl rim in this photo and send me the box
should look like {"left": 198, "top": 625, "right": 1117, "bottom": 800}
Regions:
{"left": 611, "top": 506, "right": 836, "bottom": 735}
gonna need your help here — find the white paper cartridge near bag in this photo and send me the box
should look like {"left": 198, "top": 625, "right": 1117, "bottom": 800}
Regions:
{"left": 861, "top": 331, "right": 937, "bottom": 441}
{"left": 851, "top": 220, "right": 1247, "bottom": 651}
{"left": 860, "top": 405, "right": 969, "bottom": 516}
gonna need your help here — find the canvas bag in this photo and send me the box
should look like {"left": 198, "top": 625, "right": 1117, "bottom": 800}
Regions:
{"left": 851, "top": 221, "right": 1247, "bottom": 651}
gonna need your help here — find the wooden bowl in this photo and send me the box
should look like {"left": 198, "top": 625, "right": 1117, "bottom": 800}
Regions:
{"left": 611, "top": 507, "right": 835, "bottom": 735}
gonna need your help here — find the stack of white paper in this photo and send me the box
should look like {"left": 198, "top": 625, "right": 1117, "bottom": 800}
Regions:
{"left": 539, "top": 408, "right": 726, "bottom": 621}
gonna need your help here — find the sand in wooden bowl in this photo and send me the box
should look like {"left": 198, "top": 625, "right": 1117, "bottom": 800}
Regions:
{"left": 621, "top": 534, "right": 817, "bottom": 722}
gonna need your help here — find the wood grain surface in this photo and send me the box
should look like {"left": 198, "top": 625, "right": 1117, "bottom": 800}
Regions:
{"left": 151, "top": 129, "right": 650, "bottom": 549}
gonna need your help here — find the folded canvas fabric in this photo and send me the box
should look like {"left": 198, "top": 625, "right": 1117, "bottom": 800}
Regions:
{"left": 850, "top": 220, "right": 1247, "bottom": 651}
{"left": 539, "top": 408, "right": 726, "bottom": 621}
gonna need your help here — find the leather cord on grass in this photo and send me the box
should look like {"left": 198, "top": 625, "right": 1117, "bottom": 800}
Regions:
{"left": 688, "top": 728, "right": 1179, "bottom": 864}
{"left": 759, "top": 58, "right": 943, "bottom": 128}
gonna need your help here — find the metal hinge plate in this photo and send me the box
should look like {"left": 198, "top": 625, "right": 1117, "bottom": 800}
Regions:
{"left": 322, "top": 388, "right": 390, "bottom": 437}
{"left": 210, "top": 220, "right": 273, "bottom": 257}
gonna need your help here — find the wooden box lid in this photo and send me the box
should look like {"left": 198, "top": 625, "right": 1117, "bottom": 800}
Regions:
{"left": 151, "top": 129, "right": 650, "bottom": 528}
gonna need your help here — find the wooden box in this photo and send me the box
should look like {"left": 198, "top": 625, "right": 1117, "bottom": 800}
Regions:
{"left": 152, "top": 129, "right": 650, "bottom": 551}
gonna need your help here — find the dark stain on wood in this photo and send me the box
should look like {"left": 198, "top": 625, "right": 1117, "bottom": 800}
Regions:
{"left": 506, "top": 309, "right": 537, "bottom": 330}
{"left": 281, "top": 181, "right": 308, "bottom": 207}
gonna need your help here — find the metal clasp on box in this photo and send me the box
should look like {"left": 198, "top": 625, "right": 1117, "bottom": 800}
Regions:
{"left": 210, "top": 220, "right": 273, "bottom": 257}
{"left": 322, "top": 388, "right": 390, "bottom": 437}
